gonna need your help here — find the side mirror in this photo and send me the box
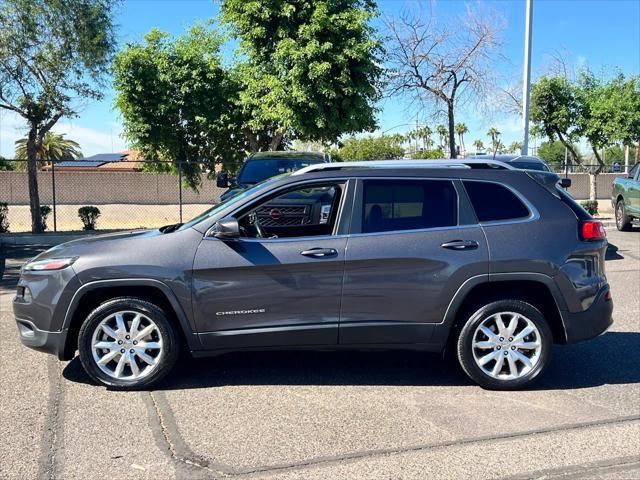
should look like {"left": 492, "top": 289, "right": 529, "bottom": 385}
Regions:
{"left": 211, "top": 217, "right": 240, "bottom": 240}
{"left": 216, "top": 171, "right": 229, "bottom": 188}
{"left": 560, "top": 178, "right": 572, "bottom": 189}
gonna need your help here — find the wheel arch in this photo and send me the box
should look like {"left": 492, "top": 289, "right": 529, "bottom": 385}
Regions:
{"left": 437, "top": 274, "right": 568, "bottom": 355}
{"left": 61, "top": 279, "right": 199, "bottom": 360}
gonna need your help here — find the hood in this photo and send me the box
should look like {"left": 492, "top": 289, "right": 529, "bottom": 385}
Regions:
{"left": 32, "top": 229, "right": 161, "bottom": 261}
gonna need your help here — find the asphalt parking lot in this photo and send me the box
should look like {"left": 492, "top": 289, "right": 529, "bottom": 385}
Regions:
{"left": 1, "top": 230, "right": 639, "bottom": 480}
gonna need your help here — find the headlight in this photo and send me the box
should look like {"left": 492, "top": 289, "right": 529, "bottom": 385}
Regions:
{"left": 23, "top": 257, "right": 78, "bottom": 271}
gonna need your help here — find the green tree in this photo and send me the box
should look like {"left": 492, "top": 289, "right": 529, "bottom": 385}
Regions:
{"left": 14, "top": 133, "right": 82, "bottom": 170}
{"left": 113, "top": 25, "right": 244, "bottom": 188}
{"left": 455, "top": 123, "right": 468, "bottom": 154}
{"left": 330, "top": 135, "right": 404, "bottom": 162}
{"left": 508, "top": 141, "right": 523, "bottom": 154}
{"left": 530, "top": 76, "right": 582, "bottom": 167}
{"left": 487, "top": 127, "right": 501, "bottom": 154}
{"left": 538, "top": 140, "right": 581, "bottom": 167}
{"left": 472, "top": 139, "right": 485, "bottom": 152}
{"left": 221, "top": 0, "right": 383, "bottom": 150}
{"left": 0, "top": 0, "right": 118, "bottom": 232}
{"left": 0, "top": 156, "right": 13, "bottom": 171}
{"left": 436, "top": 125, "right": 449, "bottom": 153}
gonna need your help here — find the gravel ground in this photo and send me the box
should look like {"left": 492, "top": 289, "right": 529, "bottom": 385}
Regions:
{"left": 0, "top": 229, "right": 638, "bottom": 480}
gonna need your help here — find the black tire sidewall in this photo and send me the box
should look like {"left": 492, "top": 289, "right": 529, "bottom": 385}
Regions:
{"left": 78, "top": 297, "right": 179, "bottom": 389}
{"left": 457, "top": 300, "right": 552, "bottom": 390}
{"left": 616, "top": 200, "right": 631, "bottom": 231}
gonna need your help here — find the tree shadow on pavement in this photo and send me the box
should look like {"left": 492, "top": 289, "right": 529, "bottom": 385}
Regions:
{"left": 62, "top": 331, "right": 640, "bottom": 391}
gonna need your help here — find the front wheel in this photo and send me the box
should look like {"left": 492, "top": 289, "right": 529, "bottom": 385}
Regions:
{"left": 616, "top": 200, "right": 632, "bottom": 231}
{"left": 456, "top": 300, "right": 552, "bottom": 390}
{"left": 78, "top": 297, "right": 180, "bottom": 389}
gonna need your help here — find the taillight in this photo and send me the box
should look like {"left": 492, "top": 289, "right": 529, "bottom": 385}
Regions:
{"left": 580, "top": 221, "right": 606, "bottom": 241}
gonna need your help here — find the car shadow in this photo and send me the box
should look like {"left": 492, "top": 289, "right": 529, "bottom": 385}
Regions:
{"left": 62, "top": 331, "right": 640, "bottom": 391}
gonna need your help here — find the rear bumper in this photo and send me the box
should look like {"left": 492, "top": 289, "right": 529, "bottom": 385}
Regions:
{"left": 15, "top": 317, "right": 69, "bottom": 360}
{"left": 562, "top": 286, "right": 613, "bottom": 344}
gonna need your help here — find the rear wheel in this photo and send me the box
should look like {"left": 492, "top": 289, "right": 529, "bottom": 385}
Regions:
{"left": 78, "top": 297, "right": 179, "bottom": 389}
{"left": 616, "top": 200, "right": 632, "bottom": 231}
{"left": 456, "top": 300, "right": 552, "bottom": 390}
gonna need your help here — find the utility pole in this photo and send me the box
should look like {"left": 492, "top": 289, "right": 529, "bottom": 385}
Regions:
{"left": 521, "top": 0, "right": 533, "bottom": 156}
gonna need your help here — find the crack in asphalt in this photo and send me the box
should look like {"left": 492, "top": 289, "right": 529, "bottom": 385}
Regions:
{"left": 142, "top": 390, "right": 640, "bottom": 479}
{"left": 36, "top": 357, "right": 64, "bottom": 480}
{"left": 500, "top": 455, "right": 640, "bottom": 480}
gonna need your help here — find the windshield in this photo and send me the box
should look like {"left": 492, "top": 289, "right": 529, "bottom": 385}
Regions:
{"left": 237, "top": 158, "right": 323, "bottom": 184}
{"left": 511, "top": 161, "right": 550, "bottom": 172}
{"left": 178, "top": 174, "right": 288, "bottom": 231}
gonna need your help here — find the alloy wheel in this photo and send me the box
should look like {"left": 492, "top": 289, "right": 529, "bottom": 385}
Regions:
{"left": 471, "top": 312, "right": 542, "bottom": 380}
{"left": 90, "top": 310, "right": 164, "bottom": 380}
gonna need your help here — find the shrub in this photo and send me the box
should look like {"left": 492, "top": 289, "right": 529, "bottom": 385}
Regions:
{"left": 409, "top": 149, "right": 445, "bottom": 159}
{"left": 78, "top": 206, "right": 101, "bottom": 230}
{"left": 0, "top": 202, "right": 9, "bottom": 233}
{"left": 40, "top": 205, "right": 52, "bottom": 231}
{"left": 331, "top": 135, "right": 405, "bottom": 162}
{"left": 580, "top": 200, "right": 598, "bottom": 215}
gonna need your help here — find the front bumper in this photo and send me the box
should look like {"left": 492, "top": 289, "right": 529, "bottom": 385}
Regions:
{"left": 562, "top": 286, "right": 613, "bottom": 344}
{"left": 15, "top": 317, "right": 69, "bottom": 360}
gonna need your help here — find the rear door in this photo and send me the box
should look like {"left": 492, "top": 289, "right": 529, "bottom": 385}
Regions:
{"left": 339, "top": 178, "right": 489, "bottom": 345}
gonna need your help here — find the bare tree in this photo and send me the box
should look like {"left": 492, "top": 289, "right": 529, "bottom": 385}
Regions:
{"left": 385, "top": 4, "right": 504, "bottom": 158}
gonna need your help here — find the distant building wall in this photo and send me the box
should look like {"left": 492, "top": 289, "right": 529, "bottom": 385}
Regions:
{"left": 0, "top": 171, "right": 226, "bottom": 205}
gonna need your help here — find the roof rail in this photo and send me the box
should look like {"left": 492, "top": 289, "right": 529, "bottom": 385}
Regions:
{"left": 293, "top": 159, "right": 516, "bottom": 175}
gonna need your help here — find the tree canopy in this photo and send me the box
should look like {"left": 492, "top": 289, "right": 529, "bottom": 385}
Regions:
{"left": 221, "top": 0, "right": 383, "bottom": 150}
{"left": 330, "top": 135, "right": 404, "bottom": 162}
{"left": 0, "top": 0, "right": 118, "bottom": 231}
{"left": 113, "top": 25, "right": 245, "bottom": 187}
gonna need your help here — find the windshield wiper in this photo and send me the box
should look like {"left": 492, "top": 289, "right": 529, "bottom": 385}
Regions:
{"left": 160, "top": 223, "right": 183, "bottom": 233}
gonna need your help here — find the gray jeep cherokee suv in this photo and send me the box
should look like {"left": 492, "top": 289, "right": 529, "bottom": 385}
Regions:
{"left": 13, "top": 160, "right": 613, "bottom": 390}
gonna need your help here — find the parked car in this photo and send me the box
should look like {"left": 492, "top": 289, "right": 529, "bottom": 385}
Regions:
{"left": 612, "top": 163, "right": 639, "bottom": 231}
{"left": 471, "top": 154, "right": 551, "bottom": 172}
{"left": 14, "top": 159, "right": 612, "bottom": 390}
{"left": 217, "top": 151, "right": 331, "bottom": 202}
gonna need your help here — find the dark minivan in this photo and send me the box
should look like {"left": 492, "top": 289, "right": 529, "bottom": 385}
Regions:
{"left": 14, "top": 160, "right": 612, "bottom": 390}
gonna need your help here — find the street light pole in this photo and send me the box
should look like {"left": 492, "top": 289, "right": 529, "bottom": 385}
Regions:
{"left": 521, "top": 0, "right": 533, "bottom": 156}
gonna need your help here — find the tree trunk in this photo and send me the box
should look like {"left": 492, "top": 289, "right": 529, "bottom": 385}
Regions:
{"left": 636, "top": 140, "right": 640, "bottom": 162}
{"left": 243, "top": 129, "right": 259, "bottom": 152}
{"left": 27, "top": 127, "right": 43, "bottom": 233}
{"left": 269, "top": 131, "right": 284, "bottom": 151}
{"left": 555, "top": 130, "right": 581, "bottom": 167}
{"left": 447, "top": 103, "right": 457, "bottom": 158}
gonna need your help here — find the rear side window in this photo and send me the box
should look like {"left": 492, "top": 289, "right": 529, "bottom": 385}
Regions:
{"left": 362, "top": 180, "right": 457, "bottom": 233}
{"left": 463, "top": 181, "right": 530, "bottom": 222}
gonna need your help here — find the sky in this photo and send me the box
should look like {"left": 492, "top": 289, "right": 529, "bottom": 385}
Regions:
{"left": 1, "top": 0, "right": 639, "bottom": 158}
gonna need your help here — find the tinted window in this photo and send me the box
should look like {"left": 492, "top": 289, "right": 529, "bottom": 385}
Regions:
{"left": 463, "top": 181, "right": 530, "bottom": 222}
{"left": 511, "top": 161, "right": 550, "bottom": 172}
{"left": 362, "top": 180, "right": 457, "bottom": 233}
{"left": 238, "top": 159, "right": 323, "bottom": 184}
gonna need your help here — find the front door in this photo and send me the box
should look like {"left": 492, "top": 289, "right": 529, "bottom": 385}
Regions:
{"left": 192, "top": 180, "right": 351, "bottom": 350}
{"left": 339, "top": 178, "right": 489, "bottom": 345}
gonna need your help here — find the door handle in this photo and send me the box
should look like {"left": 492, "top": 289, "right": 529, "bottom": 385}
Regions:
{"left": 300, "top": 248, "right": 338, "bottom": 258}
{"left": 440, "top": 240, "right": 479, "bottom": 250}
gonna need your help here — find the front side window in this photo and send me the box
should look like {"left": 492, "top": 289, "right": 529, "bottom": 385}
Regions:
{"left": 238, "top": 183, "right": 343, "bottom": 238}
{"left": 463, "top": 181, "right": 530, "bottom": 222}
{"left": 362, "top": 180, "right": 458, "bottom": 233}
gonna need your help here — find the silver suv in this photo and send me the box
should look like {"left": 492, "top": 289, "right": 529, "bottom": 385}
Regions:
{"left": 13, "top": 160, "right": 613, "bottom": 390}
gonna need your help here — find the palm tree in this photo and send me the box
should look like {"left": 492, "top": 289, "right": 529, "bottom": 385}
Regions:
{"left": 508, "top": 141, "right": 523, "bottom": 154}
{"left": 472, "top": 139, "right": 485, "bottom": 152}
{"left": 436, "top": 124, "right": 449, "bottom": 155}
{"left": 14, "top": 133, "right": 82, "bottom": 170}
{"left": 454, "top": 123, "right": 468, "bottom": 155}
{"left": 487, "top": 127, "right": 501, "bottom": 155}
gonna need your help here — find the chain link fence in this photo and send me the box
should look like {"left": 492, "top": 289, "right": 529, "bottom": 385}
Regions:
{"left": 0, "top": 159, "right": 225, "bottom": 233}
{"left": 0, "top": 158, "right": 631, "bottom": 233}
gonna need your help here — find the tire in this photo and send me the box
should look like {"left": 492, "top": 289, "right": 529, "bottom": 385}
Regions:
{"left": 456, "top": 300, "right": 552, "bottom": 390}
{"left": 78, "top": 297, "right": 180, "bottom": 390}
{"left": 615, "top": 200, "right": 632, "bottom": 231}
